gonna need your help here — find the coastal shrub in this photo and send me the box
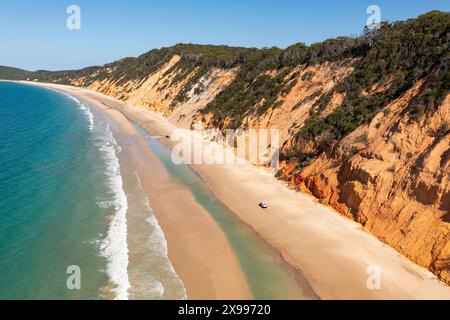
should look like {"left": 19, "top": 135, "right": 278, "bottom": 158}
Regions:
{"left": 290, "top": 11, "right": 449, "bottom": 163}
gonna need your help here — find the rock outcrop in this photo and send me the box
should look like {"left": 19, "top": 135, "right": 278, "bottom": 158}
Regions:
{"left": 282, "top": 87, "right": 450, "bottom": 282}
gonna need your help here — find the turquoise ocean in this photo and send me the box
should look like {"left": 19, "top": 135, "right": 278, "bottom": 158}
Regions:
{"left": 0, "top": 81, "right": 316, "bottom": 300}
{"left": 0, "top": 82, "right": 184, "bottom": 300}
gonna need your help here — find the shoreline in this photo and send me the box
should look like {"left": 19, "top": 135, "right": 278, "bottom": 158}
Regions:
{"left": 18, "top": 81, "right": 450, "bottom": 299}
{"left": 63, "top": 92, "right": 132, "bottom": 300}
{"left": 23, "top": 81, "right": 252, "bottom": 300}
{"left": 80, "top": 92, "right": 253, "bottom": 300}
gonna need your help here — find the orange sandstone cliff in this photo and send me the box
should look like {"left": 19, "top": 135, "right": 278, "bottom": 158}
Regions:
{"left": 3, "top": 11, "right": 449, "bottom": 284}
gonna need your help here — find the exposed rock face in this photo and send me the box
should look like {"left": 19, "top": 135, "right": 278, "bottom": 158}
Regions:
{"left": 5, "top": 11, "right": 447, "bottom": 284}
{"left": 59, "top": 49, "right": 450, "bottom": 285}
{"left": 71, "top": 52, "right": 449, "bottom": 283}
{"left": 244, "top": 60, "right": 355, "bottom": 147}
{"left": 70, "top": 55, "right": 239, "bottom": 128}
{"left": 282, "top": 85, "right": 450, "bottom": 283}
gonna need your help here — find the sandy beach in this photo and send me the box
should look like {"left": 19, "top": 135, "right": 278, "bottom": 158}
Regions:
{"left": 24, "top": 81, "right": 450, "bottom": 300}
{"left": 27, "top": 82, "right": 252, "bottom": 300}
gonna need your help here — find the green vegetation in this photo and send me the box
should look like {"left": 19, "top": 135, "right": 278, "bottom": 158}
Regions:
{"left": 291, "top": 10, "right": 449, "bottom": 162}
{"left": 201, "top": 12, "right": 449, "bottom": 133}
{"left": 0, "top": 66, "right": 32, "bottom": 80}
{"left": 170, "top": 45, "right": 283, "bottom": 108}
{"left": 409, "top": 62, "right": 449, "bottom": 121}
{"left": 301, "top": 71, "right": 315, "bottom": 81}
{"left": 1, "top": 11, "right": 447, "bottom": 166}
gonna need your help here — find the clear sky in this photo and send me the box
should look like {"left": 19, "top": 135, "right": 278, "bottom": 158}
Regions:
{"left": 0, "top": 0, "right": 448, "bottom": 71}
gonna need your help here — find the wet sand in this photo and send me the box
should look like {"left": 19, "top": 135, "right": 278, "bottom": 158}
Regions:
{"left": 31, "top": 82, "right": 252, "bottom": 299}
{"left": 24, "top": 82, "right": 450, "bottom": 300}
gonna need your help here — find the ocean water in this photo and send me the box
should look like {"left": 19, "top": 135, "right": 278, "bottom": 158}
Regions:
{"left": 0, "top": 81, "right": 314, "bottom": 300}
{"left": 0, "top": 82, "right": 184, "bottom": 300}
{"left": 134, "top": 125, "right": 318, "bottom": 300}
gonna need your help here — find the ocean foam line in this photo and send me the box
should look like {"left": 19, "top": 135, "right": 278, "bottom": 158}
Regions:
{"left": 97, "top": 123, "right": 131, "bottom": 300}
{"left": 136, "top": 173, "right": 187, "bottom": 300}
{"left": 63, "top": 90, "right": 130, "bottom": 300}
{"left": 63, "top": 92, "right": 94, "bottom": 131}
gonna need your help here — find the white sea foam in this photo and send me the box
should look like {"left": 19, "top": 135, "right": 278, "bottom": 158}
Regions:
{"left": 63, "top": 93, "right": 94, "bottom": 131}
{"left": 96, "top": 200, "right": 114, "bottom": 209}
{"left": 64, "top": 91, "right": 183, "bottom": 300}
{"left": 97, "top": 123, "right": 131, "bottom": 300}
{"left": 137, "top": 174, "right": 187, "bottom": 300}
{"left": 64, "top": 91, "right": 130, "bottom": 300}
{"left": 79, "top": 104, "right": 94, "bottom": 131}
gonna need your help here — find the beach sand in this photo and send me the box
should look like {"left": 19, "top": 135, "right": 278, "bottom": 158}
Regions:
{"left": 25, "top": 82, "right": 450, "bottom": 300}
{"left": 31, "top": 82, "right": 252, "bottom": 300}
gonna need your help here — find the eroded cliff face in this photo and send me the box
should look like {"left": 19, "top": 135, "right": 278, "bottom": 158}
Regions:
{"left": 18, "top": 11, "right": 447, "bottom": 284}
{"left": 281, "top": 85, "right": 450, "bottom": 283}
{"left": 200, "top": 60, "right": 355, "bottom": 147}
{"left": 70, "top": 55, "right": 239, "bottom": 127}
{"left": 64, "top": 52, "right": 449, "bottom": 284}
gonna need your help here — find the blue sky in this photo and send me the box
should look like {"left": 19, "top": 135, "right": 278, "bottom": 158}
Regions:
{"left": 0, "top": 0, "right": 448, "bottom": 71}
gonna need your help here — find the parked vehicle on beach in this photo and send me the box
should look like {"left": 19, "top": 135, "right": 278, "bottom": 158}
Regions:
{"left": 259, "top": 202, "right": 268, "bottom": 209}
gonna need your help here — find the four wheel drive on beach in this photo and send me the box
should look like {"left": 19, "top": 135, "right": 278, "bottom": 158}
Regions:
{"left": 259, "top": 202, "right": 268, "bottom": 209}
